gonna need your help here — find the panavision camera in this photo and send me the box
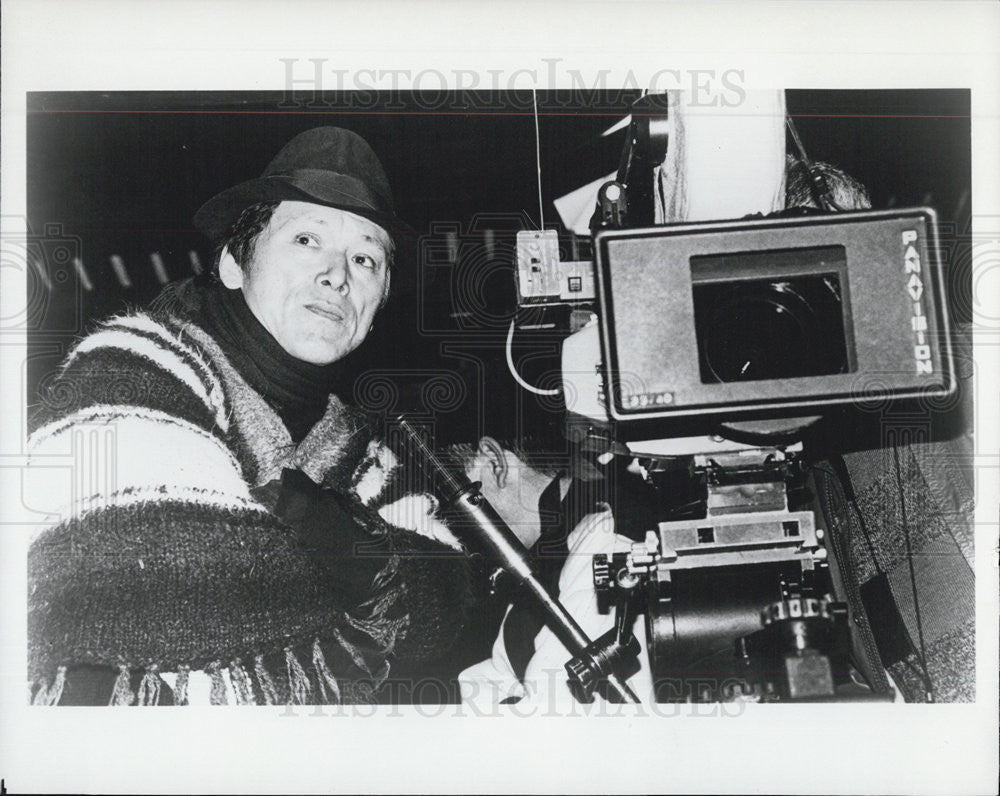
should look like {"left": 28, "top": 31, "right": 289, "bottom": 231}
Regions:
{"left": 552, "top": 208, "right": 952, "bottom": 426}
{"left": 513, "top": 110, "right": 953, "bottom": 701}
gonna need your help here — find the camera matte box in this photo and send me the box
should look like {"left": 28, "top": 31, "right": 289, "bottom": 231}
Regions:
{"left": 594, "top": 208, "right": 954, "bottom": 421}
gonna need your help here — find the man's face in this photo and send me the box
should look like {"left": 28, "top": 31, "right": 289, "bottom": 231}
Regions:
{"left": 220, "top": 201, "right": 392, "bottom": 365}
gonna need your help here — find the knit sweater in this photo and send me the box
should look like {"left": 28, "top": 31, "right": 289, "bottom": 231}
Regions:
{"left": 25, "top": 309, "right": 472, "bottom": 706}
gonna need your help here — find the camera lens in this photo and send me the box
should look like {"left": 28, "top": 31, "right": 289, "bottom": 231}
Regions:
{"left": 694, "top": 275, "right": 848, "bottom": 384}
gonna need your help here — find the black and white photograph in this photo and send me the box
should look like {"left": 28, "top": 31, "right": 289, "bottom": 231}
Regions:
{"left": 1, "top": 2, "right": 998, "bottom": 794}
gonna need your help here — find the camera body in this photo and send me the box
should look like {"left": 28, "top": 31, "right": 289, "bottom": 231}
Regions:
{"left": 515, "top": 206, "right": 954, "bottom": 701}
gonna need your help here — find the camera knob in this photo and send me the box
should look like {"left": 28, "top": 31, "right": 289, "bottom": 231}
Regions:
{"left": 593, "top": 555, "right": 611, "bottom": 588}
{"left": 593, "top": 555, "right": 612, "bottom": 613}
{"left": 760, "top": 596, "right": 826, "bottom": 626}
{"left": 565, "top": 654, "right": 600, "bottom": 694}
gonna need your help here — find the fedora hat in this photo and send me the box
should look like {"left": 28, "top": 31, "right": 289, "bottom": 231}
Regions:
{"left": 193, "top": 126, "right": 407, "bottom": 243}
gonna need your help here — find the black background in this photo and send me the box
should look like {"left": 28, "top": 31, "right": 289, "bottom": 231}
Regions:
{"left": 25, "top": 89, "right": 972, "bottom": 442}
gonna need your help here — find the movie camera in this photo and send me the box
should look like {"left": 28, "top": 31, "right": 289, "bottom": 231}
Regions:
{"left": 512, "top": 101, "right": 955, "bottom": 702}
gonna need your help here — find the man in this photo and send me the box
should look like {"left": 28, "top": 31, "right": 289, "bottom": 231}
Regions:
{"left": 26, "top": 127, "right": 470, "bottom": 706}
{"left": 449, "top": 437, "right": 654, "bottom": 706}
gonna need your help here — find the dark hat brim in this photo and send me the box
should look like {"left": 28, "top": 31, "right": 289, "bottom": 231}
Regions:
{"left": 193, "top": 172, "right": 412, "bottom": 245}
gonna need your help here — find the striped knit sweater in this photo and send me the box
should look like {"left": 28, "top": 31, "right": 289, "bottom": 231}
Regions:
{"left": 25, "top": 310, "right": 471, "bottom": 705}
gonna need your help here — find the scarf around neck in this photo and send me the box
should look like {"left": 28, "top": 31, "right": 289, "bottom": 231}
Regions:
{"left": 189, "top": 280, "right": 341, "bottom": 443}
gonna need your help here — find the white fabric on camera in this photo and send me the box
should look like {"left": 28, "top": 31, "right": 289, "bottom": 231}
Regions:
{"left": 552, "top": 90, "right": 787, "bottom": 235}
{"left": 655, "top": 89, "right": 787, "bottom": 223}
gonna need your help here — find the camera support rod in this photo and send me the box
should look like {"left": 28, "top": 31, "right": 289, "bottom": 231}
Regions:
{"left": 590, "top": 94, "right": 671, "bottom": 232}
{"left": 395, "top": 417, "right": 639, "bottom": 704}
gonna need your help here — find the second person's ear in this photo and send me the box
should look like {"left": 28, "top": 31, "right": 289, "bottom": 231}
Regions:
{"left": 477, "top": 436, "right": 508, "bottom": 489}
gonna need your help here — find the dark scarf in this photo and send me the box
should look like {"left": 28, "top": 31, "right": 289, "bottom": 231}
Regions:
{"left": 156, "top": 278, "right": 340, "bottom": 443}
{"left": 502, "top": 476, "right": 597, "bottom": 680}
{"left": 499, "top": 458, "right": 656, "bottom": 682}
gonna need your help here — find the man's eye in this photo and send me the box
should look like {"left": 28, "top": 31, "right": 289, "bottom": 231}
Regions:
{"left": 352, "top": 253, "right": 379, "bottom": 269}
{"left": 295, "top": 233, "right": 319, "bottom": 247}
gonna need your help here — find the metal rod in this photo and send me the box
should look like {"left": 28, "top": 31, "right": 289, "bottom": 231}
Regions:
{"left": 395, "top": 416, "right": 638, "bottom": 704}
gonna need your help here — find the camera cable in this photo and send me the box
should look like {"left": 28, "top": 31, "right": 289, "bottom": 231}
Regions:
{"left": 813, "top": 461, "right": 893, "bottom": 697}
{"left": 505, "top": 318, "right": 560, "bottom": 396}
{"left": 532, "top": 88, "right": 545, "bottom": 231}
{"left": 823, "top": 455, "right": 935, "bottom": 702}
{"left": 508, "top": 90, "right": 562, "bottom": 396}
{"left": 891, "top": 446, "right": 935, "bottom": 702}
